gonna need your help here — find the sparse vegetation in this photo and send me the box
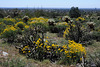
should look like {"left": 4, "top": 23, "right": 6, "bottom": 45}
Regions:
{"left": 0, "top": 6, "right": 100, "bottom": 67}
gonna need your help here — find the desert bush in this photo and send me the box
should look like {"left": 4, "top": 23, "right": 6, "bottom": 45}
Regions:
{"left": 29, "top": 17, "right": 48, "bottom": 23}
{"left": 63, "top": 20, "right": 93, "bottom": 45}
{"left": 2, "top": 18, "right": 16, "bottom": 25}
{"left": 49, "top": 26, "right": 58, "bottom": 33}
{"left": 15, "top": 22, "right": 26, "bottom": 30}
{"left": 95, "top": 26, "right": 100, "bottom": 32}
{"left": 16, "top": 28, "right": 86, "bottom": 65}
{"left": 55, "top": 22, "right": 67, "bottom": 36}
{"left": 15, "top": 26, "right": 42, "bottom": 44}
{"left": 92, "top": 31, "right": 100, "bottom": 41}
{"left": 28, "top": 17, "right": 49, "bottom": 32}
{"left": 0, "top": 22, "right": 6, "bottom": 34}
{"left": 15, "top": 25, "right": 29, "bottom": 35}
{"left": 15, "top": 18, "right": 22, "bottom": 22}
{"left": 47, "top": 19, "right": 60, "bottom": 33}
{"left": 56, "top": 24, "right": 66, "bottom": 32}
{"left": 0, "top": 26, "right": 17, "bottom": 43}
{"left": 14, "top": 25, "right": 86, "bottom": 64}
{"left": 48, "top": 23, "right": 66, "bottom": 33}
{"left": 57, "top": 40, "right": 86, "bottom": 65}
{"left": 19, "top": 39, "right": 86, "bottom": 64}
{"left": 76, "top": 17, "right": 85, "bottom": 22}
{"left": 63, "top": 21, "right": 76, "bottom": 40}
{"left": 29, "top": 22, "right": 48, "bottom": 32}
{"left": 14, "top": 21, "right": 30, "bottom": 34}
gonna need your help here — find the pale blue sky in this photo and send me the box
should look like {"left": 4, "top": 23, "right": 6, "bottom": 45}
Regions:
{"left": 0, "top": 0, "right": 100, "bottom": 8}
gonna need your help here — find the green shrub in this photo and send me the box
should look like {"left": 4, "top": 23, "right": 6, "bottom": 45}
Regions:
{"left": 63, "top": 21, "right": 93, "bottom": 45}
{"left": 49, "top": 22, "right": 67, "bottom": 33}
{"left": 15, "top": 22, "right": 26, "bottom": 30}
{"left": 49, "top": 26, "right": 57, "bottom": 33}
{"left": 16, "top": 29, "right": 86, "bottom": 64}
{"left": 2, "top": 18, "right": 16, "bottom": 25}
{"left": 0, "top": 26, "right": 17, "bottom": 43}
{"left": 69, "top": 7, "right": 81, "bottom": 18}
{"left": 0, "top": 22, "right": 6, "bottom": 34}
{"left": 29, "top": 22, "right": 49, "bottom": 32}
{"left": 92, "top": 31, "right": 100, "bottom": 41}
{"left": 56, "top": 24, "right": 67, "bottom": 36}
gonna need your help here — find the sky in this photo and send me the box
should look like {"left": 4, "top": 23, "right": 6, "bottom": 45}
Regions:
{"left": 0, "top": 0, "right": 100, "bottom": 8}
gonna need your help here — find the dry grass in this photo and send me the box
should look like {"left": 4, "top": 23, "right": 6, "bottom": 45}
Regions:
{"left": 45, "top": 32, "right": 68, "bottom": 46}
{"left": 86, "top": 41, "right": 100, "bottom": 54}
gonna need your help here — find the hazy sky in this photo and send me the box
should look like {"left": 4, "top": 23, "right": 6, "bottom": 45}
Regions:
{"left": 0, "top": 0, "right": 100, "bottom": 8}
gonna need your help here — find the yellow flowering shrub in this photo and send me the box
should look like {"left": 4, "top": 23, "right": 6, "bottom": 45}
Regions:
{"left": 15, "top": 18, "right": 22, "bottom": 21}
{"left": 19, "top": 37, "right": 86, "bottom": 63}
{"left": 30, "top": 17, "right": 47, "bottom": 24}
{"left": 68, "top": 40, "right": 86, "bottom": 55}
{"left": 56, "top": 22, "right": 68, "bottom": 25}
{"left": 63, "top": 26, "right": 70, "bottom": 38}
{"left": 3, "top": 18, "right": 16, "bottom": 22}
{"left": 0, "top": 26, "right": 17, "bottom": 42}
{"left": 76, "top": 17, "right": 85, "bottom": 21}
{"left": 15, "top": 22, "right": 26, "bottom": 30}
{"left": 21, "top": 45, "right": 29, "bottom": 54}
{"left": 3, "top": 18, "right": 16, "bottom": 25}
{"left": 28, "top": 18, "right": 49, "bottom": 32}
{"left": 29, "top": 17, "right": 48, "bottom": 22}
{"left": 63, "top": 22, "right": 75, "bottom": 38}
{"left": 1, "top": 26, "right": 17, "bottom": 35}
{"left": 29, "top": 17, "right": 48, "bottom": 27}
{"left": 24, "top": 25, "right": 29, "bottom": 29}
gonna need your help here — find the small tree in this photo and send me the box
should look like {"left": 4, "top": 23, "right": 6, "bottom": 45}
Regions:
{"left": 69, "top": 7, "right": 81, "bottom": 18}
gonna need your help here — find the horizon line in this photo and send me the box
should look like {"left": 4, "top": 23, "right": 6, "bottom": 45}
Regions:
{"left": 0, "top": 7, "right": 100, "bottom": 9}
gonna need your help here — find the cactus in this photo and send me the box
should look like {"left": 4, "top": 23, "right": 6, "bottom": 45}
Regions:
{"left": 97, "top": 16, "right": 100, "bottom": 20}
{"left": 62, "top": 16, "right": 71, "bottom": 23}
{"left": 48, "top": 19, "right": 55, "bottom": 26}
{"left": 87, "top": 22, "right": 95, "bottom": 31}
{"left": 22, "top": 16, "right": 29, "bottom": 23}
{"left": 5, "top": 15, "right": 11, "bottom": 18}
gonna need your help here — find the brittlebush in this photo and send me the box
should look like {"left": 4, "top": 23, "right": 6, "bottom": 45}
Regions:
{"left": 20, "top": 37, "right": 86, "bottom": 63}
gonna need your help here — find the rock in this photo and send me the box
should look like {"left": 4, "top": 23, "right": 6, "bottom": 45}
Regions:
{"left": 3, "top": 51, "right": 8, "bottom": 56}
{"left": 0, "top": 50, "right": 8, "bottom": 58}
{"left": 91, "top": 62, "right": 96, "bottom": 67}
{"left": 76, "top": 63, "right": 82, "bottom": 67}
